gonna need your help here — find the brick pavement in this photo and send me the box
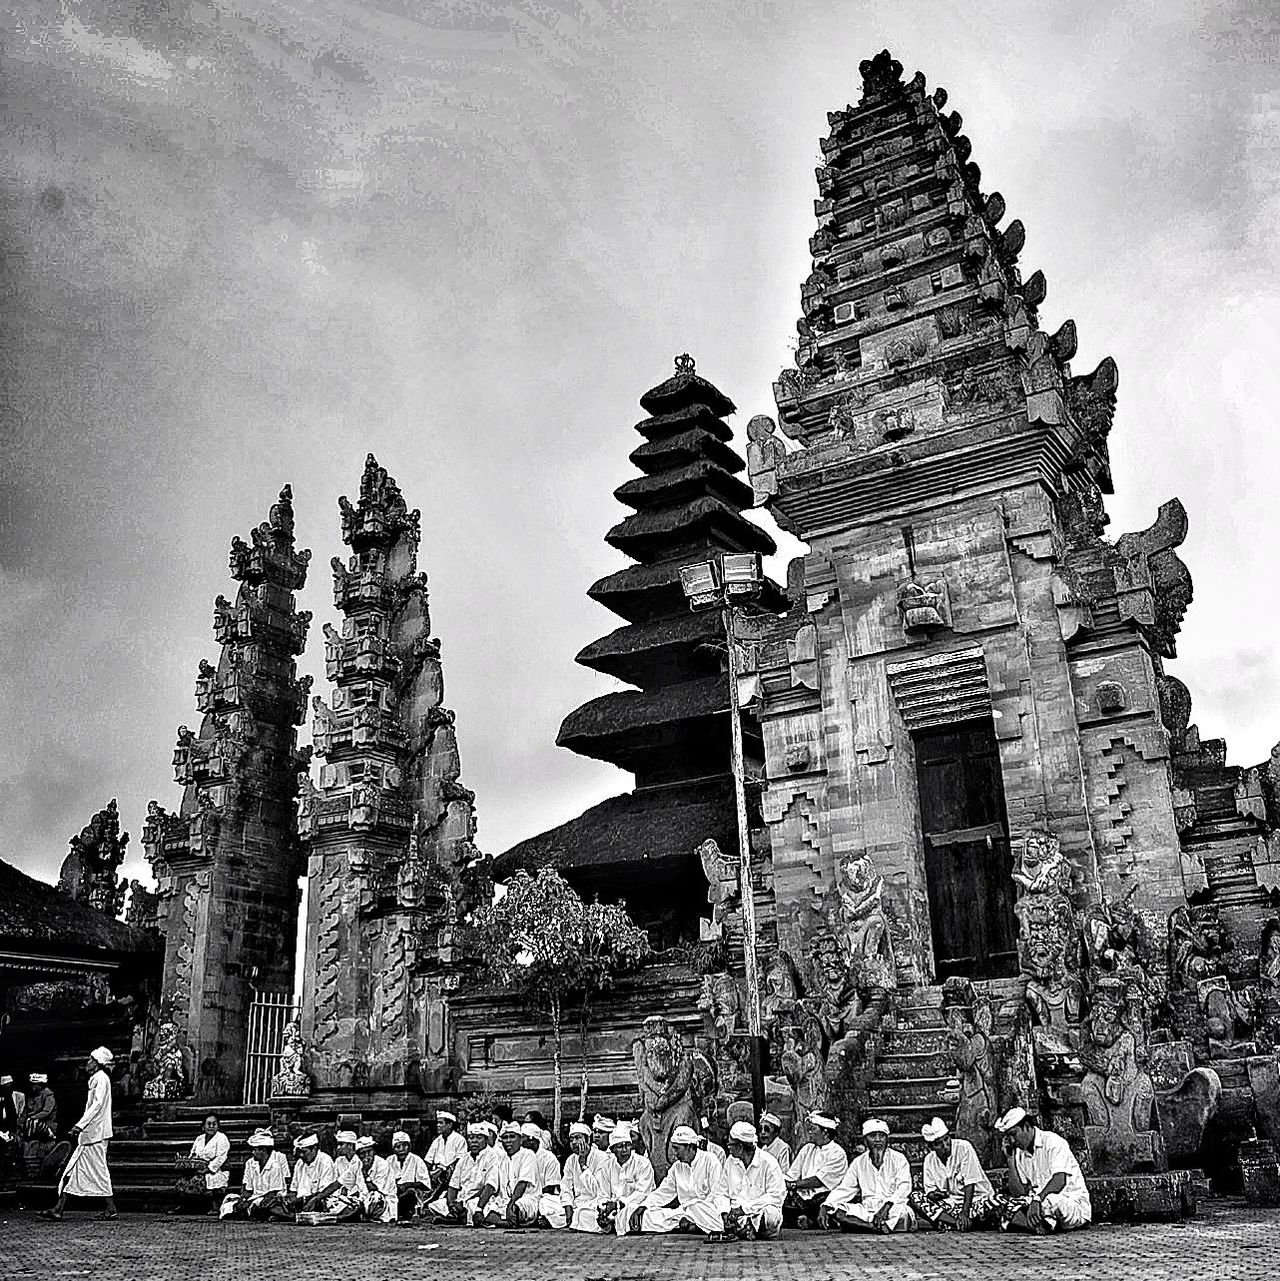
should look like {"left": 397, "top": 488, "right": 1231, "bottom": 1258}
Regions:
{"left": 1, "top": 1201, "right": 1277, "bottom": 1281}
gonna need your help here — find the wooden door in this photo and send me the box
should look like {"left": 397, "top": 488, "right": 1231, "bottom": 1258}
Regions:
{"left": 914, "top": 720, "right": 1018, "bottom": 980}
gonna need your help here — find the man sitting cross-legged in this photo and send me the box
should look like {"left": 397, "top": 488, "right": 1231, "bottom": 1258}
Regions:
{"left": 307, "top": 1131, "right": 368, "bottom": 1221}
{"left": 718, "top": 1121, "right": 786, "bottom": 1241}
{"left": 426, "top": 1125, "right": 482, "bottom": 1224}
{"left": 356, "top": 1135, "right": 398, "bottom": 1223}
{"left": 820, "top": 1118, "right": 915, "bottom": 1234}
{"left": 457, "top": 1122, "right": 507, "bottom": 1227}
{"left": 993, "top": 1107, "right": 1091, "bottom": 1234}
{"left": 482, "top": 1123, "right": 541, "bottom": 1227}
{"left": 389, "top": 1130, "right": 433, "bottom": 1222}
{"left": 600, "top": 1123, "right": 655, "bottom": 1236}
{"left": 560, "top": 1122, "right": 606, "bottom": 1232}
{"left": 285, "top": 1134, "right": 338, "bottom": 1217}
{"left": 783, "top": 1112, "right": 848, "bottom": 1228}
{"left": 424, "top": 1110, "right": 468, "bottom": 1202}
{"left": 220, "top": 1128, "right": 289, "bottom": 1220}
{"left": 909, "top": 1117, "right": 996, "bottom": 1231}
{"left": 631, "top": 1124, "right": 728, "bottom": 1236}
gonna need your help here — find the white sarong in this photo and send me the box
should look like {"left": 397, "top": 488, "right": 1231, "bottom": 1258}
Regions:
{"left": 60, "top": 1140, "right": 112, "bottom": 1197}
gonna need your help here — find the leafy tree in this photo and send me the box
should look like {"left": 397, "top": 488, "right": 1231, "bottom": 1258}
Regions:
{"left": 469, "top": 867, "right": 649, "bottom": 1135}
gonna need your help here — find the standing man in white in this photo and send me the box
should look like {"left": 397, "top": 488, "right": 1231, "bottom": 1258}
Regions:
{"left": 43, "top": 1047, "right": 116, "bottom": 1221}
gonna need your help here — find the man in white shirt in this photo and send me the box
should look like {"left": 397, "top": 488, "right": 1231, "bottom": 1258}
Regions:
{"left": 561, "top": 1121, "right": 606, "bottom": 1232}
{"left": 635, "top": 1124, "right": 728, "bottom": 1235}
{"left": 783, "top": 1112, "right": 848, "bottom": 1228}
{"left": 462, "top": 1123, "right": 508, "bottom": 1226}
{"left": 720, "top": 1121, "right": 786, "bottom": 1240}
{"left": 534, "top": 1127, "right": 566, "bottom": 1228}
{"left": 485, "top": 1122, "right": 540, "bottom": 1226}
{"left": 220, "top": 1128, "right": 290, "bottom": 1220}
{"left": 317, "top": 1130, "right": 367, "bottom": 1220}
{"left": 424, "top": 1110, "right": 468, "bottom": 1199}
{"left": 426, "top": 1124, "right": 480, "bottom": 1223}
{"left": 389, "top": 1129, "right": 433, "bottom": 1222}
{"left": 758, "top": 1111, "right": 792, "bottom": 1171}
{"left": 287, "top": 1133, "right": 338, "bottom": 1216}
{"left": 602, "top": 1123, "right": 655, "bottom": 1237}
{"left": 820, "top": 1118, "right": 915, "bottom": 1233}
{"left": 356, "top": 1134, "right": 398, "bottom": 1222}
{"left": 43, "top": 1047, "right": 116, "bottom": 1221}
{"left": 910, "top": 1116, "right": 996, "bottom": 1231}
{"left": 994, "top": 1107, "right": 1091, "bottom": 1233}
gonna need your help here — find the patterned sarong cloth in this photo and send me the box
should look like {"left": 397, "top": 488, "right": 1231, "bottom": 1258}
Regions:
{"left": 910, "top": 1189, "right": 999, "bottom": 1229}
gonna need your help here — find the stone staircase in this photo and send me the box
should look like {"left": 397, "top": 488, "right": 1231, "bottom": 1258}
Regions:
{"left": 867, "top": 985, "right": 959, "bottom": 1170}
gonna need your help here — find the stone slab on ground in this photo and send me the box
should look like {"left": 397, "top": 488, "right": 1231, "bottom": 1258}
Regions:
{"left": 2, "top": 1201, "right": 1278, "bottom": 1281}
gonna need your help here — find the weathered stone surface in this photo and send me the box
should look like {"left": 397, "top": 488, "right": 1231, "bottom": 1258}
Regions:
{"left": 1156, "top": 1066, "right": 1221, "bottom": 1165}
{"left": 145, "top": 485, "right": 311, "bottom": 1102}
{"left": 299, "top": 455, "right": 484, "bottom": 1102}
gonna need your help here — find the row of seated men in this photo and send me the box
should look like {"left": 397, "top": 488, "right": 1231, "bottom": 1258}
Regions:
{"left": 215, "top": 1103, "right": 1090, "bottom": 1238}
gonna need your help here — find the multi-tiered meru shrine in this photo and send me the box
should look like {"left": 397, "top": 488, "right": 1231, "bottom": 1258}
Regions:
{"left": 136, "top": 50, "right": 1280, "bottom": 1204}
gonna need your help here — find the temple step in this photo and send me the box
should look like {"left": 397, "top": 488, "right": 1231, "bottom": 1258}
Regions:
{"left": 868, "top": 1075, "right": 956, "bottom": 1106}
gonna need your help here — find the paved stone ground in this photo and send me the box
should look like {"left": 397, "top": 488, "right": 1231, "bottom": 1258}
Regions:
{"left": 1, "top": 1201, "right": 1277, "bottom": 1281}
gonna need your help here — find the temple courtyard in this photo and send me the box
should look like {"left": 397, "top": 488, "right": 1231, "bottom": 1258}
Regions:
{"left": 2, "top": 1204, "right": 1278, "bottom": 1281}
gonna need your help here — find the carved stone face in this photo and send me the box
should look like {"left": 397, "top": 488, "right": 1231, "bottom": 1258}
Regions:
{"left": 809, "top": 935, "right": 848, "bottom": 993}
{"left": 1087, "top": 985, "right": 1125, "bottom": 1048}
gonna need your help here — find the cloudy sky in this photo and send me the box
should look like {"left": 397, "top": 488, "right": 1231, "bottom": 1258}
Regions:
{"left": 2, "top": 0, "right": 1277, "bottom": 887}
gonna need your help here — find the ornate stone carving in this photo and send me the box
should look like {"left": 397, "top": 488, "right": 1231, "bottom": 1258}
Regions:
{"left": 1113, "top": 499, "right": 1193, "bottom": 658}
{"left": 897, "top": 579, "right": 950, "bottom": 634}
{"left": 270, "top": 1019, "right": 312, "bottom": 1098}
{"left": 1079, "top": 976, "right": 1163, "bottom": 1172}
{"left": 745, "top": 414, "right": 788, "bottom": 505}
{"left": 58, "top": 799, "right": 129, "bottom": 918}
{"left": 632, "top": 1015, "right": 716, "bottom": 1180}
{"left": 1014, "top": 830, "right": 1082, "bottom": 1061}
{"left": 697, "top": 837, "right": 738, "bottom": 939}
{"left": 835, "top": 851, "right": 894, "bottom": 987}
{"left": 941, "top": 977, "right": 999, "bottom": 1164}
{"left": 141, "top": 1019, "right": 190, "bottom": 1099}
{"left": 1167, "top": 902, "right": 1225, "bottom": 991}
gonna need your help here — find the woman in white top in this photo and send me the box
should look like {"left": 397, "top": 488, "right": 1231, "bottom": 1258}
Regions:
{"left": 176, "top": 1114, "right": 232, "bottom": 1212}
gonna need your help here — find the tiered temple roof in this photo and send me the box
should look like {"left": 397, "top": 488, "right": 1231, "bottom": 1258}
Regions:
{"left": 500, "top": 357, "right": 784, "bottom": 943}
{"left": 761, "top": 49, "right": 1115, "bottom": 537}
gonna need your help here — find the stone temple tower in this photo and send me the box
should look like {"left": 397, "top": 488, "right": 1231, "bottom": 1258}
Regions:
{"left": 144, "top": 486, "right": 312, "bottom": 1102}
{"left": 299, "top": 455, "right": 482, "bottom": 1102}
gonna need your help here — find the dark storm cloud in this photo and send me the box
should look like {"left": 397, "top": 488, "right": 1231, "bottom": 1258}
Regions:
{"left": 2, "top": 1, "right": 1276, "bottom": 885}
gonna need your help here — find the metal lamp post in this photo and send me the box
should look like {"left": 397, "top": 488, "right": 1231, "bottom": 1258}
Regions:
{"left": 680, "top": 551, "right": 768, "bottom": 1115}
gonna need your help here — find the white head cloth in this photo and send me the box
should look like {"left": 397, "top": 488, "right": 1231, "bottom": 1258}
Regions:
{"left": 355, "top": 1136, "right": 375, "bottom": 1151}
{"left": 392, "top": 1130, "right": 411, "bottom": 1145}
{"left": 518, "top": 1122, "right": 541, "bottom": 1139}
{"left": 479, "top": 1121, "right": 498, "bottom": 1137}
{"left": 807, "top": 1111, "right": 839, "bottom": 1131}
{"left": 569, "top": 1121, "right": 591, "bottom": 1138}
{"left": 248, "top": 1129, "right": 274, "bottom": 1148}
{"left": 671, "top": 1125, "right": 700, "bottom": 1146}
{"left": 608, "top": 1124, "right": 634, "bottom": 1147}
{"left": 729, "top": 1121, "right": 758, "bottom": 1144}
{"left": 994, "top": 1106, "right": 1029, "bottom": 1133}
{"left": 0, "top": 1075, "right": 10, "bottom": 1086}
{"left": 436, "top": 1109, "right": 457, "bottom": 1123}
{"left": 758, "top": 1111, "right": 781, "bottom": 1128}
{"left": 861, "top": 1118, "right": 890, "bottom": 1137}
{"left": 501, "top": 1122, "right": 522, "bottom": 1138}
{"left": 592, "top": 1114, "right": 615, "bottom": 1131}
{"left": 90, "top": 1046, "right": 113, "bottom": 1068}
{"left": 921, "top": 1117, "right": 950, "bottom": 1142}
{"left": 295, "top": 1134, "right": 319, "bottom": 1150}
{"left": 335, "top": 1130, "right": 358, "bottom": 1145}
